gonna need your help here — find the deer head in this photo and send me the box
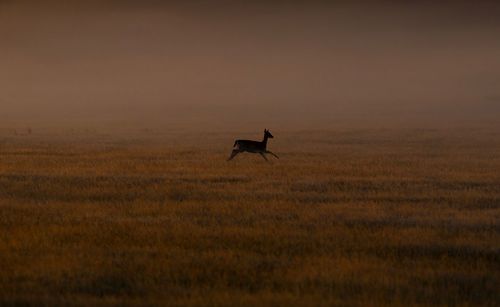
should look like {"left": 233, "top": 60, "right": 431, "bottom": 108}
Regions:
{"left": 264, "top": 129, "right": 274, "bottom": 139}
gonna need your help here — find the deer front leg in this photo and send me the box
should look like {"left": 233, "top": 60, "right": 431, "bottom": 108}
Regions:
{"left": 259, "top": 152, "right": 269, "bottom": 162}
{"left": 266, "top": 151, "right": 279, "bottom": 159}
{"left": 227, "top": 150, "right": 240, "bottom": 161}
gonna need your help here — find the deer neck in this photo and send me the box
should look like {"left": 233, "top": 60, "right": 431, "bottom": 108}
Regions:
{"left": 262, "top": 134, "right": 268, "bottom": 149}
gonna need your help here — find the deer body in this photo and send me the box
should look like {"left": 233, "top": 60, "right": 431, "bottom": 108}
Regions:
{"left": 228, "top": 129, "right": 279, "bottom": 161}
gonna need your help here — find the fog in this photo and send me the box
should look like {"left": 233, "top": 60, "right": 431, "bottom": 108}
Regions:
{"left": 1, "top": 1, "right": 500, "bottom": 130}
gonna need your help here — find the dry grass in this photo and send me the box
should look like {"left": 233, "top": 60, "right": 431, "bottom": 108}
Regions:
{"left": 0, "top": 129, "right": 499, "bottom": 306}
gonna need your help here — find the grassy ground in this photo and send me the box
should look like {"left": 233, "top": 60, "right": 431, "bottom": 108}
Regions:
{"left": 0, "top": 129, "right": 499, "bottom": 306}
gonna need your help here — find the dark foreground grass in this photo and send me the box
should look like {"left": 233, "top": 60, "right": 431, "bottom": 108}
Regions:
{"left": 0, "top": 129, "right": 499, "bottom": 306}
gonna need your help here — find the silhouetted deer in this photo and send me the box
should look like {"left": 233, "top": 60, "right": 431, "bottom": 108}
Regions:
{"left": 228, "top": 129, "right": 279, "bottom": 161}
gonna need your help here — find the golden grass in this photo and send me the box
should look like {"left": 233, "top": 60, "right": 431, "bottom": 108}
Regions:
{"left": 0, "top": 129, "right": 499, "bottom": 306}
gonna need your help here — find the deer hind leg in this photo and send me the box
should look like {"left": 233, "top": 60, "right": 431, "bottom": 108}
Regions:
{"left": 227, "top": 150, "right": 240, "bottom": 161}
{"left": 266, "top": 151, "right": 279, "bottom": 159}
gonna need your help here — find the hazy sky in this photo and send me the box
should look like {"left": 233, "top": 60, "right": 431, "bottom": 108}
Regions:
{"left": 1, "top": 1, "right": 500, "bottom": 129}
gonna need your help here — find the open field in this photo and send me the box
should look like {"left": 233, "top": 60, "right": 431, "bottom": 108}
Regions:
{"left": 0, "top": 129, "right": 499, "bottom": 306}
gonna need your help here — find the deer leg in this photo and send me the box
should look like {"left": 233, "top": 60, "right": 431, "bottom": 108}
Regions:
{"left": 259, "top": 152, "right": 269, "bottom": 161}
{"left": 266, "top": 151, "right": 279, "bottom": 159}
{"left": 227, "top": 150, "right": 240, "bottom": 161}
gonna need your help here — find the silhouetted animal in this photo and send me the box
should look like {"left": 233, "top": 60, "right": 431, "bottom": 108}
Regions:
{"left": 227, "top": 129, "right": 279, "bottom": 161}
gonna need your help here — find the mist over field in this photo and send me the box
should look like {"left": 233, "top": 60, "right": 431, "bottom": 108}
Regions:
{"left": 1, "top": 1, "right": 500, "bottom": 131}
{"left": 1, "top": 2, "right": 500, "bottom": 306}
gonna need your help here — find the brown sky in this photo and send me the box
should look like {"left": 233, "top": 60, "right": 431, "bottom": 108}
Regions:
{"left": 1, "top": 1, "right": 500, "bottom": 130}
